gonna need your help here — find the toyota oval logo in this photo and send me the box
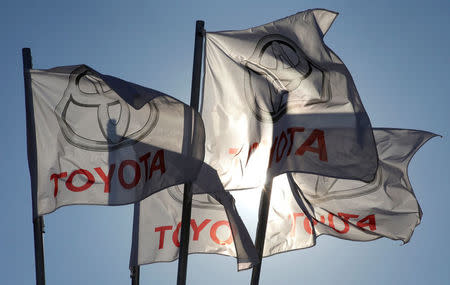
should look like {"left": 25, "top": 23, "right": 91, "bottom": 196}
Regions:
{"left": 243, "top": 34, "right": 330, "bottom": 123}
{"left": 55, "top": 66, "right": 159, "bottom": 151}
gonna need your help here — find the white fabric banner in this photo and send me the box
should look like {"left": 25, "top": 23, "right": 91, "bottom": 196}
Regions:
{"left": 29, "top": 65, "right": 205, "bottom": 216}
{"left": 263, "top": 129, "right": 437, "bottom": 256}
{"left": 202, "top": 9, "right": 378, "bottom": 190}
{"left": 129, "top": 165, "right": 259, "bottom": 271}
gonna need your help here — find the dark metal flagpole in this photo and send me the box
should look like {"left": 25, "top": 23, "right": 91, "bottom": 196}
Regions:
{"left": 250, "top": 179, "right": 274, "bottom": 285}
{"left": 22, "top": 47, "right": 46, "bottom": 285}
{"left": 130, "top": 264, "right": 140, "bottom": 285}
{"left": 177, "top": 20, "right": 205, "bottom": 285}
{"left": 130, "top": 201, "right": 140, "bottom": 285}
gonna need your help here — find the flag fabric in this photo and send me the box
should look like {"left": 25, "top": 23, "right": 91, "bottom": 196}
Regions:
{"left": 263, "top": 129, "right": 437, "bottom": 256}
{"left": 28, "top": 65, "right": 205, "bottom": 216}
{"left": 201, "top": 9, "right": 378, "bottom": 190}
{"left": 129, "top": 164, "right": 259, "bottom": 271}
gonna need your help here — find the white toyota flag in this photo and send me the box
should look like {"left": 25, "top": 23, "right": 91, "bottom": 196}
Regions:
{"left": 130, "top": 165, "right": 259, "bottom": 271}
{"left": 263, "top": 129, "right": 437, "bottom": 256}
{"left": 202, "top": 9, "right": 378, "bottom": 190}
{"left": 28, "top": 65, "right": 205, "bottom": 216}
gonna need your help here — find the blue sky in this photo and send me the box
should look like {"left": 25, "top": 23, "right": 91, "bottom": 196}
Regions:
{"left": 1, "top": 0, "right": 449, "bottom": 284}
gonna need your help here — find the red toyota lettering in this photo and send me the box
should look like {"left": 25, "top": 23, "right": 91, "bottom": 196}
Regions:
{"left": 50, "top": 172, "right": 67, "bottom": 197}
{"left": 149, "top": 150, "right": 166, "bottom": 179}
{"left": 328, "top": 212, "right": 359, "bottom": 234}
{"left": 155, "top": 226, "right": 173, "bottom": 249}
{"left": 290, "top": 212, "right": 304, "bottom": 236}
{"left": 172, "top": 222, "right": 182, "bottom": 247}
{"left": 118, "top": 160, "right": 141, "bottom": 189}
{"left": 247, "top": 142, "right": 259, "bottom": 164}
{"left": 66, "top": 169, "right": 95, "bottom": 192}
{"left": 94, "top": 164, "right": 116, "bottom": 193}
{"left": 191, "top": 219, "right": 211, "bottom": 241}
{"left": 357, "top": 214, "right": 376, "bottom": 231}
{"left": 276, "top": 131, "right": 288, "bottom": 163}
{"left": 210, "top": 221, "right": 233, "bottom": 245}
{"left": 139, "top": 152, "right": 151, "bottom": 181}
{"left": 296, "top": 129, "right": 328, "bottom": 161}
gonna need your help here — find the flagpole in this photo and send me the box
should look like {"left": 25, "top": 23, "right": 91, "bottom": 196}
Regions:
{"left": 177, "top": 20, "right": 205, "bottom": 285}
{"left": 22, "top": 48, "right": 46, "bottom": 285}
{"left": 250, "top": 179, "right": 273, "bottom": 285}
{"left": 130, "top": 264, "right": 140, "bottom": 285}
{"left": 130, "top": 200, "right": 140, "bottom": 285}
